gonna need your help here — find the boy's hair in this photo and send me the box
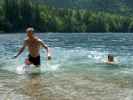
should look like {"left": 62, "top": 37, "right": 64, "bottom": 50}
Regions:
{"left": 26, "top": 27, "right": 34, "bottom": 33}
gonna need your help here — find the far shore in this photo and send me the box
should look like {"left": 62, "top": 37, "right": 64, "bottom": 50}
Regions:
{"left": 0, "top": 32, "right": 133, "bottom": 34}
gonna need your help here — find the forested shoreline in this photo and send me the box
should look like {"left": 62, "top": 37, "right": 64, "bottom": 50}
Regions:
{"left": 0, "top": 0, "right": 133, "bottom": 33}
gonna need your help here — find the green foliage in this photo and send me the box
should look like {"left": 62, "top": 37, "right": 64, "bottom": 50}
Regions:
{"left": 0, "top": 0, "right": 133, "bottom": 33}
{"left": 34, "top": 0, "right": 133, "bottom": 16}
{"left": 1, "top": 0, "right": 42, "bottom": 32}
{"left": 0, "top": 6, "right": 4, "bottom": 31}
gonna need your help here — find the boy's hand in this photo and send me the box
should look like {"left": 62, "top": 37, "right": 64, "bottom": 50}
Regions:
{"left": 48, "top": 56, "right": 52, "bottom": 60}
{"left": 47, "top": 54, "right": 52, "bottom": 60}
{"left": 12, "top": 55, "right": 17, "bottom": 59}
{"left": 47, "top": 53, "right": 52, "bottom": 60}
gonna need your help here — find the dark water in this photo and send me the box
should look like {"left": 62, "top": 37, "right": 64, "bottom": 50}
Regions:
{"left": 0, "top": 33, "right": 133, "bottom": 100}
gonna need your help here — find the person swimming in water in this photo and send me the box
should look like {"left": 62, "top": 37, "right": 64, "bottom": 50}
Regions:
{"left": 13, "top": 27, "right": 51, "bottom": 67}
{"left": 106, "top": 54, "right": 114, "bottom": 64}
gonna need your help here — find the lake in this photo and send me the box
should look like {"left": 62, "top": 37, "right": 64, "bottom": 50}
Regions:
{"left": 0, "top": 33, "right": 132, "bottom": 100}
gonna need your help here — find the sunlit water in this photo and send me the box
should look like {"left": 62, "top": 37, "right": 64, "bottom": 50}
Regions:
{"left": 0, "top": 33, "right": 133, "bottom": 100}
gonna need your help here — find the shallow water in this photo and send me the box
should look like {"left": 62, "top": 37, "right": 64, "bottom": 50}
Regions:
{"left": 0, "top": 33, "right": 133, "bottom": 100}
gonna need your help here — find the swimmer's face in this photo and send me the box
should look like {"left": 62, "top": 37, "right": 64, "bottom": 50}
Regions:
{"left": 27, "top": 31, "right": 33, "bottom": 38}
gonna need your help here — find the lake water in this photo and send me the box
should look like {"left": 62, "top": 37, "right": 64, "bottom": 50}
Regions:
{"left": 0, "top": 33, "right": 133, "bottom": 100}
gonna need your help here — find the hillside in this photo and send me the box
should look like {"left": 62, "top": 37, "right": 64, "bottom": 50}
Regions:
{"left": 0, "top": 0, "right": 133, "bottom": 16}
{"left": 34, "top": 0, "right": 133, "bottom": 16}
{"left": 1, "top": 0, "right": 133, "bottom": 32}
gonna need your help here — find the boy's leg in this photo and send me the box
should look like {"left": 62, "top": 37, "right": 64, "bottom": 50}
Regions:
{"left": 25, "top": 59, "right": 31, "bottom": 65}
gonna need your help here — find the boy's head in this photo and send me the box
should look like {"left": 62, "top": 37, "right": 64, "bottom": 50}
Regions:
{"left": 108, "top": 54, "right": 114, "bottom": 62}
{"left": 26, "top": 27, "right": 34, "bottom": 38}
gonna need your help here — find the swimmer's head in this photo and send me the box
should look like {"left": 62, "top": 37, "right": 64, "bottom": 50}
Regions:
{"left": 26, "top": 27, "right": 34, "bottom": 38}
{"left": 108, "top": 54, "right": 114, "bottom": 62}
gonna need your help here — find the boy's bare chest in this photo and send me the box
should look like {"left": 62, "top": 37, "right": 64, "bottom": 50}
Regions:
{"left": 27, "top": 41, "right": 40, "bottom": 48}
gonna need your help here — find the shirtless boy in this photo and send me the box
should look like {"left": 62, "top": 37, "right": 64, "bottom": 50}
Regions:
{"left": 14, "top": 27, "right": 51, "bottom": 66}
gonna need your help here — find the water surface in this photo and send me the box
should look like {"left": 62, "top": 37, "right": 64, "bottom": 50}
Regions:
{"left": 0, "top": 33, "right": 133, "bottom": 100}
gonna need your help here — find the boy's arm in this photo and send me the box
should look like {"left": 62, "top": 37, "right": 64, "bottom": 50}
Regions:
{"left": 40, "top": 40, "right": 51, "bottom": 60}
{"left": 13, "top": 40, "right": 27, "bottom": 58}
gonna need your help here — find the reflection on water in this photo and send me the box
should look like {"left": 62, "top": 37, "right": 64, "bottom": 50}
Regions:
{"left": 22, "top": 74, "right": 43, "bottom": 99}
